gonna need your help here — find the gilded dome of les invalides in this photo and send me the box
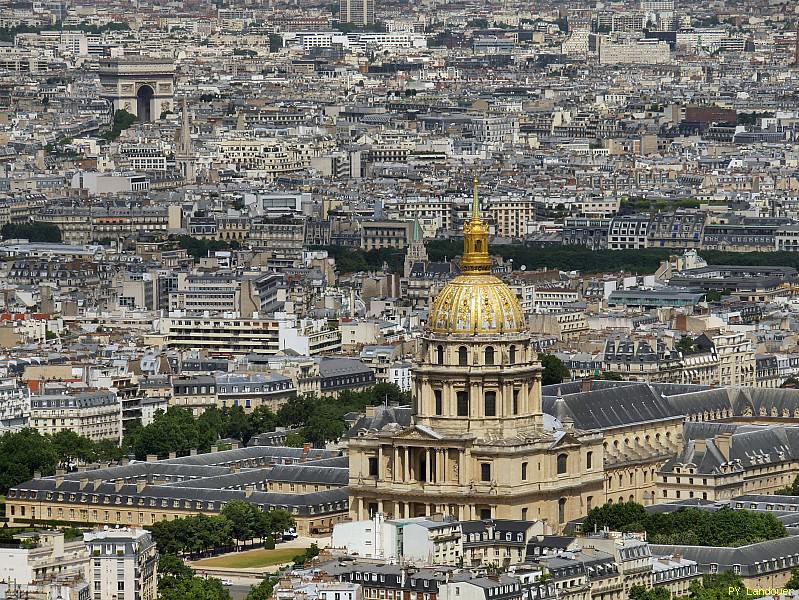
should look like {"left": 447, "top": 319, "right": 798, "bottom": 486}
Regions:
{"left": 427, "top": 178, "right": 526, "bottom": 335}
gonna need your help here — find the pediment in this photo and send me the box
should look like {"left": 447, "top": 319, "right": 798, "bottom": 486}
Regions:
{"left": 393, "top": 424, "right": 443, "bottom": 441}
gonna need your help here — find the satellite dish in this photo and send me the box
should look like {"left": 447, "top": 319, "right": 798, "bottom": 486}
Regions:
{"left": 521, "top": 265, "right": 527, "bottom": 271}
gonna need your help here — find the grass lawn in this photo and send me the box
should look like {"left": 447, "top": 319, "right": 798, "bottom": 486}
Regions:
{"left": 193, "top": 546, "right": 304, "bottom": 569}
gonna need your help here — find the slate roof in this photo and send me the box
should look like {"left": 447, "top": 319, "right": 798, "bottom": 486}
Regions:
{"left": 649, "top": 536, "right": 799, "bottom": 577}
{"left": 344, "top": 405, "right": 413, "bottom": 438}
{"left": 265, "top": 464, "right": 349, "bottom": 486}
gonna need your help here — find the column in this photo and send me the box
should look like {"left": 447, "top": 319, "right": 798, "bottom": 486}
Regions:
{"left": 458, "top": 504, "right": 465, "bottom": 520}
{"left": 436, "top": 449, "right": 443, "bottom": 483}
{"left": 463, "top": 448, "right": 472, "bottom": 484}
{"left": 359, "top": 498, "right": 367, "bottom": 520}
{"left": 377, "top": 445, "right": 383, "bottom": 480}
{"left": 404, "top": 447, "right": 410, "bottom": 482}
{"left": 440, "top": 449, "right": 447, "bottom": 483}
{"left": 458, "top": 450, "right": 466, "bottom": 486}
{"left": 393, "top": 447, "right": 399, "bottom": 482}
{"left": 377, "top": 500, "right": 384, "bottom": 515}
{"left": 426, "top": 449, "right": 432, "bottom": 483}
{"left": 404, "top": 502, "right": 410, "bottom": 518}
{"left": 395, "top": 501, "right": 401, "bottom": 518}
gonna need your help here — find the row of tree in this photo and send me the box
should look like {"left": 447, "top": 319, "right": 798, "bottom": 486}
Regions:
{"left": 1, "top": 222, "right": 62, "bottom": 243}
{"left": 582, "top": 502, "right": 786, "bottom": 547}
{"left": 313, "top": 245, "right": 405, "bottom": 274}
{"left": 148, "top": 501, "right": 294, "bottom": 557}
{"left": 0, "top": 429, "right": 124, "bottom": 495}
{"left": 426, "top": 239, "right": 799, "bottom": 277}
{"left": 126, "top": 383, "right": 408, "bottom": 460}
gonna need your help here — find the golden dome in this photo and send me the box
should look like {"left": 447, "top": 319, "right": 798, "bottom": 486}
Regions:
{"left": 427, "top": 177, "right": 526, "bottom": 335}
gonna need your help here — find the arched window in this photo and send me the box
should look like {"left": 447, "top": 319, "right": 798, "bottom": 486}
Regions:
{"left": 458, "top": 346, "right": 468, "bottom": 367}
{"left": 509, "top": 345, "right": 516, "bottom": 364}
{"left": 484, "top": 391, "right": 496, "bottom": 417}
{"left": 485, "top": 346, "right": 495, "bottom": 366}
{"left": 436, "top": 345, "right": 444, "bottom": 365}
{"left": 557, "top": 453, "right": 568, "bottom": 475}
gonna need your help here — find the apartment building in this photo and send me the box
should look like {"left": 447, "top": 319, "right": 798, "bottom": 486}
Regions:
{"left": 156, "top": 314, "right": 342, "bottom": 356}
{"left": 360, "top": 220, "right": 412, "bottom": 251}
{"left": 695, "top": 331, "right": 756, "bottom": 387}
{"left": 30, "top": 390, "right": 121, "bottom": 442}
{"left": 85, "top": 528, "right": 158, "bottom": 600}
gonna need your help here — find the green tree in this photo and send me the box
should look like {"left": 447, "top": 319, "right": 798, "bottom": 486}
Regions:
{"left": 582, "top": 502, "right": 786, "bottom": 547}
{"left": 255, "top": 508, "right": 295, "bottom": 542}
{"left": 268, "top": 33, "right": 283, "bottom": 52}
{"left": 158, "top": 553, "right": 194, "bottom": 591}
{"left": 292, "top": 543, "right": 320, "bottom": 567}
{"left": 160, "top": 576, "right": 231, "bottom": 600}
{"left": 1, "top": 222, "right": 61, "bottom": 243}
{"left": 0, "top": 429, "right": 59, "bottom": 494}
{"left": 630, "top": 586, "right": 670, "bottom": 600}
{"left": 246, "top": 577, "right": 279, "bottom": 600}
{"left": 600, "top": 372, "right": 624, "bottom": 381}
{"left": 50, "top": 430, "right": 96, "bottom": 467}
{"left": 221, "top": 500, "right": 257, "bottom": 548}
{"left": 249, "top": 406, "right": 277, "bottom": 434}
{"left": 688, "top": 572, "right": 745, "bottom": 599}
{"left": 284, "top": 432, "right": 306, "bottom": 447}
{"left": 785, "top": 568, "right": 799, "bottom": 590}
{"left": 101, "top": 109, "right": 137, "bottom": 141}
{"left": 539, "top": 353, "right": 570, "bottom": 386}
{"left": 676, "top": 336, "right": 697, "bottom": 354}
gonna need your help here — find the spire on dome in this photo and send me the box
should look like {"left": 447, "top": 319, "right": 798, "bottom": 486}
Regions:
{"left": 461, "top": 175, "right": 491, "bottom": 275}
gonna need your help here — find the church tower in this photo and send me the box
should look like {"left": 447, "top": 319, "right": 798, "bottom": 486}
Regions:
{"left": 175, "top": 96, "right": 197, "bottom": 183}
{"left": 348, "top": 177, "right": 604, "bottom": 529}
{"left": 403, "top": 217, "right": 428, "bottom": 278}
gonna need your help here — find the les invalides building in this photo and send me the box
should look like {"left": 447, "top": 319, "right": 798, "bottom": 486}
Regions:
{"left": 348, "top": 180, "right": 605, "bottom": 528}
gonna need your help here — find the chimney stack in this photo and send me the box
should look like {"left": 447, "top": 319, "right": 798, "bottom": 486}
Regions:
{"left": 190, "top": 448, "right": 198, "bottom": 456}
{"left": 211, "top": 445, "right": 218, "bottom": 453}
{"left": 146, "top": 454, "right": 158, "bottom": 463}
{"left": 137, "top": 479, "right": 147, "bottom": 493}
{"left": 168, "top": 451, "right": 177, "bottom": 459}
{"left": 245, "top": 484, "right": 254, "bottom": 498}
{"left": 79, "top": 475, "right": 89, "bottom": 490}
{"left": 715, "top": 432, "right": 732, "bottom": 460}
{"left": 303, "top": 442, "right": 312, "bottom": 455}
{"left": 55, "top": 469, "right": 65, "bottom": 487}
{"left": 115, "top": 480, "right": 124, "bottom": 492}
